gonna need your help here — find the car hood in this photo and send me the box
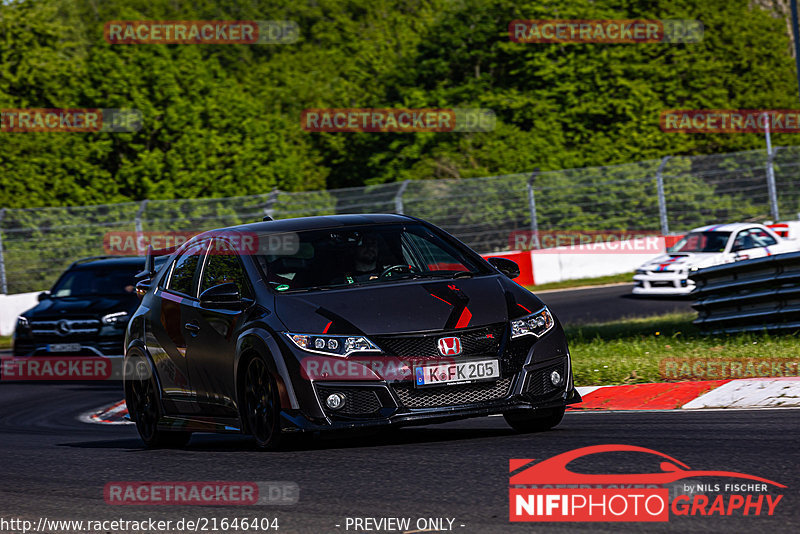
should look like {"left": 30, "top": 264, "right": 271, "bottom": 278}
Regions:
{"left": 23, "top": 295, "right": 139, "bottom": 320}
{"left": 275, "top": 275, "right": 541, "bottom": 335}
{"left": 638, "top": 252, "right": 722, "bottom": 272}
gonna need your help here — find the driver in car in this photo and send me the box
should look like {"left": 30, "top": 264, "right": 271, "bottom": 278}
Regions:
{"left": 351, "top": 234, "right": 382, "bottom": 282}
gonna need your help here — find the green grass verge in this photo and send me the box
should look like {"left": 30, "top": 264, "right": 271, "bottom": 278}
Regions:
{"left": 0, "top": 335, "right": 11, "bottom": 350}
{"left": 526, "top": 272, "right": 634, "bottom": 292}
{"left": 567, "top": 312, "right": 800, "bottom": 386}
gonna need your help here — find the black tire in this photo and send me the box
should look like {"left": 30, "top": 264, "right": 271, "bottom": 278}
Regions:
{"left": 127, "top": 359, "right": 191, "bottom": 448}
{"left": 241, "top": 357, "right": 284, "bottom": 450}
{"left": 504, "top": 406, "right": 566, "bottom": 433}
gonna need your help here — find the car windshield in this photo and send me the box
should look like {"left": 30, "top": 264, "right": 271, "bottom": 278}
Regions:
{"left": 51, "top": 266, "right": 140, "bottom": 297}
{"left": 668, "top": 231, "right": 731, "bottom": 253}
{"left": 256, "top": 223, "right": 490, "bottom": 292}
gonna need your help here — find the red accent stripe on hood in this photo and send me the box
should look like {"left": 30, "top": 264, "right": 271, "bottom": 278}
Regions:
{"left": 430, "top": 294, "right": 452, "bottom": 306}
{"left": 455, "top": 307, "right": 472, "bottom": 328}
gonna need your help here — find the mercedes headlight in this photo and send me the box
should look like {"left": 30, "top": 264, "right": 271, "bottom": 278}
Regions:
{"left": 511, "top": 307, "right": 555, "bottom": 339}
{"left": 15, "top": 316, "right": 31, "bottom": 335}
{"left": 284, "top": 333, "right": 381, "bottom": 357}
{"left": 101, "top": 311, "right": 129, "bottom": 325}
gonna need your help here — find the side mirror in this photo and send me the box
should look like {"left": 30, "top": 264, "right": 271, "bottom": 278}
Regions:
{"left": 135, "top": 279, "right": 151, "bottom": 299}
{"left": 487, "top": 257, "right": 521, "bottom": 279}
{"left": 37, "top": 291, "right": 50, "bottom": 302}
{"left": 135, "top": 245, "right": 156, "bottom": 280}
{"left": 199, "top": 283, "right": 242, "bottom": 310}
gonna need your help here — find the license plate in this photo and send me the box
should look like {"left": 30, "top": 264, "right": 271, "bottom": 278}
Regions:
{"left": 48, "top": 343, "right": 82, "bottom": 353}
{"left": 414, "top": 359, "right": 499, "bottom": 387}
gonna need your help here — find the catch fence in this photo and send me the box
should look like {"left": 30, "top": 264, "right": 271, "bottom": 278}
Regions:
{"left": 2, "top": 146, "right": 799, "bottom": 293}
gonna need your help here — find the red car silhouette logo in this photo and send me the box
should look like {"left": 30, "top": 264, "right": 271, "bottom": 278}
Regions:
{"left": 510, "top": 444, "right": 785, "bottom": 487}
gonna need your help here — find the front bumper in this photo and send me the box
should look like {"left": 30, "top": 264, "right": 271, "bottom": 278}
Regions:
{"left": 12, "top": 339, "right": 124, "bottom": 358}
{"left": 281, "top": 354, "right": 579, "bottom": 432}
{"left": 274, "top": 318, "right": 578, "bottom": 432}
{"left": 632, "top": 272, "right": 694, "bottom": 295}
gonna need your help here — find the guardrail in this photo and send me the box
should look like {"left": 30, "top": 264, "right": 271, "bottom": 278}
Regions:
{"left": 690, "top": 251, "right": 800, "bottom": 334}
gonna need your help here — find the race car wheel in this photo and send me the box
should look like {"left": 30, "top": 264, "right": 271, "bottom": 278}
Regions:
{"left": 128, "top": 360, "right": 191, "bottom": 448}
{"left": 504, "top": 406, "right": 565, "bottom": 433}
{"left": 242, "top": 357, "right": 284, "bottom": 450}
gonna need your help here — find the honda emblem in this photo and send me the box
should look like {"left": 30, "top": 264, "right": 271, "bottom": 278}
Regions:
{"left": 437, "top": 337, "right": 462, "bottom": 356}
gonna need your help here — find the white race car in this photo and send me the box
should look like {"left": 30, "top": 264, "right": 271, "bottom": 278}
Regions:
{"left": 632, "top": 222, "right": 800, "bottom": 296}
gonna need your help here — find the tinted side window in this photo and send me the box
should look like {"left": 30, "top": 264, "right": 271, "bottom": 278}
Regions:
{"left": 732, "top": 231, "right": 749, "bottom": 251}
{"left": 167, "top": 241, "right": 207, "bottom": 297}
{"left": 751, "top": 229, "right": 778, "bottom": 247}
{"left": 733, "top": 229, "right": 763, "bottom": 251}
{"left": 200, "top": 241, "right": 252, "bottom": 298}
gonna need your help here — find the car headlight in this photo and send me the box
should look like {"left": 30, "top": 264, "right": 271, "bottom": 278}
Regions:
{"left": 101, "top": 311, "right": 129, "bottom": 325}
{"left": 283, "top": 333, "right": 381, "bottom": 357}
{"left": 511, "top": 307, "right": 555, "bottom": 339}
{"left": 15, "top": 316, "right": 31, "bottom": 335}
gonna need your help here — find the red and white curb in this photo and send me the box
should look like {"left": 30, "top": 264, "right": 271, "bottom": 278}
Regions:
{"left": 80, "top": 378, "right": 800, "bottom": 425}
{"left": 681, "top": 377, "right": 800, "bottom": 409}
{"left": 570, "top": 377, "right": 800, "bottom": 411}
{"left": 79, "top": 399, "right": 131, "bottom": 425}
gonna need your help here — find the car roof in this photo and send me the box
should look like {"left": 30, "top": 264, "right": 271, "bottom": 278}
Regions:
{"left": 205, "top": 213, "right": 418, "bottom": 235}
{"left": 690, "top": 223, "right": 767, "bottom": 233}
{"left": 69, "top": 256, "right": 146, "bottom": 270}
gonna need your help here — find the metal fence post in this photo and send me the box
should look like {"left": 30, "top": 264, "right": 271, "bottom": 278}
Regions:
{"left": 263, "top": 189, "right": 279, "bottom": 219}
{"left": 527, "top": 168, "right": 540, "bottom": 249}
{"left": 134, "top": 200, "right": 148, "bottom": 255}
{"left": 655, "top": 156, "right": 671, "bottom": 235}
{"left": 764, "top": 118, "right": 780, "bottom": 221}
{"left": 394, "top": 180, "right": 410, "bottom": 214}
{"left": 0, "top": 208, "right": 7, "bottom": 294}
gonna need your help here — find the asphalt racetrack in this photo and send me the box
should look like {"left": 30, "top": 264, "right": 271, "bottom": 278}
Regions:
{"left": 1, "top": 285, "right": 793, "bottom": 534}
{"left": 1, "top": 382, "right": 797, "bottom": 533}
{"left": 538, "top": 284, "right": 694, "bottom": 325}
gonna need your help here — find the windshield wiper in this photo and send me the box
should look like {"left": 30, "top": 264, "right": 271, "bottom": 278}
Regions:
{"left": 409, "top": 271, "right": 475, "bottom": 280}
{"left": 277, "top": 285, "right": 334, "bottom": 293}
{"left": 278, "top": 281, "right": 369, "bottom": 292}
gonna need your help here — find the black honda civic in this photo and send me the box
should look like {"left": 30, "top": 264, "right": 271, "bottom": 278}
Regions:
{"left": 124, "top": 214, "right": 581, "bottom": 449}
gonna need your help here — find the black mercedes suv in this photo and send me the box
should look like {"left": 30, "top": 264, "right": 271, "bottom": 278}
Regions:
{"left": 13, "top": 256, "right": 163, "bottom": 358}
{"left": 124, "top": 214, "right": 581, "bottom": 449}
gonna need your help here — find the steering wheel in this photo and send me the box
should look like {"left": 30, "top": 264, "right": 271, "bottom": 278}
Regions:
{"left": 380, "top": 264, "right": 413, "bottom": 278}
